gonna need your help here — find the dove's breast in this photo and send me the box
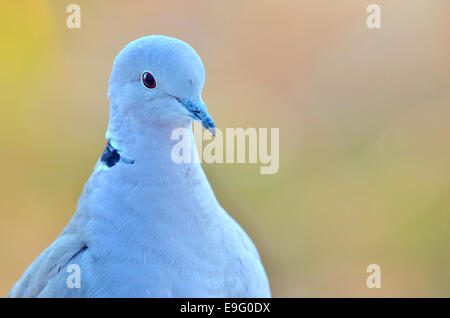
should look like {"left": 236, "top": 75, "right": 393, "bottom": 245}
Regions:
{"left": 65, "top": 160, "right": 270, "bottom": 297}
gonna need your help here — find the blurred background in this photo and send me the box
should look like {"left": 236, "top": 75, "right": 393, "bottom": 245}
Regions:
{"left": 0, "top": 0, "right": 449, "bottom": 297}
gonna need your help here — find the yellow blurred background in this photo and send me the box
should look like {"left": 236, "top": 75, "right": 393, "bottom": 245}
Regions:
{"left": 0, "top": 0, "right": 449, "bottom": 297}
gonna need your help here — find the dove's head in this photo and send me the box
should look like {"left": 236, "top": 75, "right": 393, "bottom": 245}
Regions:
{"left": 107, "top": 35, "right": 215, "bottom": 137}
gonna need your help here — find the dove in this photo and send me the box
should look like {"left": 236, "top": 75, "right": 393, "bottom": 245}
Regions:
{"left": 8, "top": 35, "right": 271, "bottom": 297}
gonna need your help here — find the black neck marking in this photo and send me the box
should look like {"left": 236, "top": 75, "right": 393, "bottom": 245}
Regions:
{"left": 100, "top": 141, "right": 134, "bottom": 168}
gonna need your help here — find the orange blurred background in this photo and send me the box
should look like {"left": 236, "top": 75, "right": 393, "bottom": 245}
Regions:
{"left": 0, "top": 0, "right": 449, "bottom": 297}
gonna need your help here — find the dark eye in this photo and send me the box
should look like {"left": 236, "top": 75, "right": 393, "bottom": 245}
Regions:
{"left": 142, "top": 72, "right": 156, "bottom": 89}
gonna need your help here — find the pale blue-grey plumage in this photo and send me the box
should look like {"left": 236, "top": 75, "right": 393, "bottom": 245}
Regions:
{"left": 9, "top": 35, "right": 270, "bottom": 297}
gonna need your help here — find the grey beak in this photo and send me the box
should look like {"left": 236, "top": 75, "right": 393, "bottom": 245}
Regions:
{"left": 178, "top": 98, "right": 216, "bottom": 136}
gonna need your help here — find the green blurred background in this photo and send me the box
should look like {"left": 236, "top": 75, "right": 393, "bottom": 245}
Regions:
{"left": 1, "top": 0, "right": 449, "bottom": 297}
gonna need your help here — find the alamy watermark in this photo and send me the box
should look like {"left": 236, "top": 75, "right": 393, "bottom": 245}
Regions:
{"left": 366, "top": 4, "right": 381, "bottom": 29}
{"left": 66, "top": 4, "right": 81, "bottom": 29}
{"left": 171, "top": 125, "right": 279, "bottom": 174}
{"left": 66, "top": 263, "right": 81, "bottom": 289}
{"left": 366, "top": 264, "right": 381, "bottom": 288}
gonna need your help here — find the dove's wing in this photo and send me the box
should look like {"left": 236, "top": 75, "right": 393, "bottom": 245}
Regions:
{"left": 8, "top": 233, "right": 87, "bottom": 297}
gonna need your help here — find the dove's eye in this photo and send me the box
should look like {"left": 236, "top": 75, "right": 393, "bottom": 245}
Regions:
{"left": 142, "top": 72, "right": 156, "bottom": 89}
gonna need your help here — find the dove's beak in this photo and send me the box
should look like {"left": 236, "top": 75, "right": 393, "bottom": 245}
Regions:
{"left": 178, "top": 97, "right": 216, "bottom": 137}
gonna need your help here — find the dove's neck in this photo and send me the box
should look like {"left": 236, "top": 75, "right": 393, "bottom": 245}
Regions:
{"left": 87, "top": 103, "right": 220, "bottom": 224}
{"left": 105, "top": 100, "right": 197, "bottom": 160}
